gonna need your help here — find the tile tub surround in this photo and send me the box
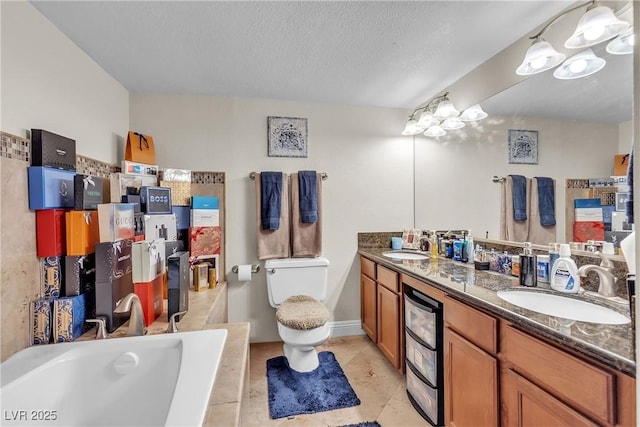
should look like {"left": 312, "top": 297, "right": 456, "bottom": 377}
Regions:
{"left": 359, "top": 247, "right": 635, "bottom": 377}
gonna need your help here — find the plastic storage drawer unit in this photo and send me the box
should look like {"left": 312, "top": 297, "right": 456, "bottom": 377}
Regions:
{"left": 406, "top": 361, "right": 439, "bottom": 425}
{"left": 405, "top": 331, "right": 437, "bottom": 386}
{"left": 404, "top": 295, "right": 437, "bottom": 348}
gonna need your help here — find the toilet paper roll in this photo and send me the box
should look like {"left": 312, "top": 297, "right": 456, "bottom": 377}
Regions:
{"left": 238, "top": 264, "right": 252, "bottom": 281}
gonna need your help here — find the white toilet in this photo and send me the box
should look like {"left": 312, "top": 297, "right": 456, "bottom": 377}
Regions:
{"left": 265, "top": 257, "right": 330, "bottom": 372}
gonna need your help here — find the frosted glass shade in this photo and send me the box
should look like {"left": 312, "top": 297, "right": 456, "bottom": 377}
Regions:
{"left": 423, "top": 124, "right": 446, "bottom": 137}
{"left": 402, "top": 119, "right": 426, "bottom": 136}
{"left": 516, "top": 39, "right": 566, "bottom": 75}
{"left": 432, "top": 100, "right": 459, "bottom": 119}
{"left": 441, "top": 118, "right": 465, "bottom": 130}
{"left": 606, "top": 27, "right": 634, "bottom": 55}
{"left": 459, "top": 104, "right": 488, "bottom": 121}
{"left": 553, "top": 48, "right": 605, "bottom": 79}
{"left": 565, "top": 6, "right": 629, "bottom": 49}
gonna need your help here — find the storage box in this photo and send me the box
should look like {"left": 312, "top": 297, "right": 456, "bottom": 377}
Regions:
{"left": 65, "top": 211, "right": 100, "bottom": 256}
{"left": 121, "top": 160, "right": 159, "bottom": 177}
{"left": 167, "top": 251, "right": 190, "bottom": 322}
{"left": 74, "top": 174, "right": 106, "bottom": 210}
{"left": 140, "top": 186, "right": 172, "bottom": 214}
{"left": 191, "top": 196, "right": 219, "bottom": 210}
{"left": 189, "top": 226, "right": 221, "bottom": 258}
{"left": 162, "top": 168, "right": 191, "bottom": 182}
{"left": 143, "top": 214, "right": 177, "bottom": 241}
{"left": 134, "top": 212, "right": 145, "bottom": 237}
{"left": 575, "top": 207, "right": 603, "bottom": 222}
{"left": 64, "top": 254, "right": 96, "bottom": 319}
{"left": 611, "top": 211, "right": 632, "bottom": 231}
{"left": 95, "top": 274, "right": 134, "bottom": 333}
{"left": 36, "top": 209, "right": 66, "bottom": 257}
{"left": 30, "top": 129, "right": 76, "bottom": 171}
{"left": 28, "top": 166, "right": 75, "bottom": 210}
{"left": 42, "top": 256, "right": 63, "bottom": 299}
{"left": 190, "top": 209, "right": 219, "bottom": 227}
{"left": 574, "top": 198, "right": 601, "bottom": 208}
{"left": 573, "top": 221, "right": 605, "bottom": 242}
{"left": 121, "top": 194, "right": 142, "bottom": 212}
{"left": 615, "top": 192, "right": 630, "bottom": 212}
{"left": 132, "top": 239, "right": 166, "bottom": 283}
{"left": 109, "top": 173, "right": 157, "bottom": 204}
{"left": 614, "top": 154, "right": 630, "bottom": 176}
{"left": 172, "top": 206, "right": 190, "bottom": 230}
{"left": 95, "top": 238, "right": 134, "bottom": 283}
{"left": 160, "top": 181, "right": 191, "bottom": 206}
{"left": 97, "top": 203, "right": 135, "bottom": 242}
{"left": 52, "top": 294, "right": 86, "bottom": 342}
{"left": 31, "top": 298, "right": 52, "bottom": 345}
{"left": 134, "top": 274, "right": 163, "bottom": 326}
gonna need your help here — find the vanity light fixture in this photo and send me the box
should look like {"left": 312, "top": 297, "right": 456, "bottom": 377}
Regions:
{"left": 606, "top": 26, "right": 635, "bottom": 55}
{"left": 401, "top": 117, "right": 426, "bottom": 136}
{"left": 553, "top": 48, "right": 606, "bottom": 79}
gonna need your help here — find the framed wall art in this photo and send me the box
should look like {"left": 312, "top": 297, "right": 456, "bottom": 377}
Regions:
{"left": 267, "top": 116, "right": 308, "bottom": 158}
{"left": 508, "top": 129, "right": 538, "bottom": 165}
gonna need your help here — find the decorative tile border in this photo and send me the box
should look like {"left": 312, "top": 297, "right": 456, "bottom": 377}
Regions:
{"left": 0, "top": 132, "right": 30, "bottom": 162}
{"left": 192, "top": 171, "right": 225, "bottom": 184}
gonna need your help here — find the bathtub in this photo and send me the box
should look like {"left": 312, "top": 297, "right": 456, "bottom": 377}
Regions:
{"left": 0, "top": 329, "right": 227, "bottom": 426}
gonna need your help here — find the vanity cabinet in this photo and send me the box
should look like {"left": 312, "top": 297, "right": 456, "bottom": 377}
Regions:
{"left": 360, "top": 257, "right": 377, "bottom": 341}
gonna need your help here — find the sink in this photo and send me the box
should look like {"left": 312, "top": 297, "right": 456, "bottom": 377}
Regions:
{"left": 496, "top": 290, "right": 630, "bottom": 325}
{"left": 382, "top": 251, "right": 429, "bottom": 260}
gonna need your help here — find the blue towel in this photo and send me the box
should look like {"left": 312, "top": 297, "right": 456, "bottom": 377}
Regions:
{"left": 261, "top": 172, "right": 282, "bottom": 230}
{"left": 298, "top": 171, "right": 318, "bottom": 223}
{"left": 509, "top": 175, "right": 527, "bottom": 221}
{"left": 626, "top": 149, "right": 634, "bottom": 225}
{"left": 535, "top": 177, "right": 555, "bottom": 226}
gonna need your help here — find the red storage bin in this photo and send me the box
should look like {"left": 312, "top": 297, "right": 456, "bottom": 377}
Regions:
{"left": 36, "top": 209, "right": 66, "bottom": 257}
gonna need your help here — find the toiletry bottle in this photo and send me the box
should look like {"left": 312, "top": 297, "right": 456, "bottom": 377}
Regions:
{"left": 536, "top": 254, "right": 550, "bottom": 284}
{"left": 548, "top": 243, "right": 560, "bottom": 272}
{"left": 550, "top": 243, "right": 580, "bottom": 293}
{"left": 430, "top": 231, "right": 439, "bottom": 259}
{"left": 453, "top": 239, "right": 462, "bottom": 261}
{"left": 519, "top": 242, "right": 537, "bottom": 287}
{"left": 460, "top": 232, "right": 468, "bottom": 263}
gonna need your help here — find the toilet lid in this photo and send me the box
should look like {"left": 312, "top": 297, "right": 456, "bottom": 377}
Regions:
{"left": 276, "top": 295, "right": 329, "bottom": 330}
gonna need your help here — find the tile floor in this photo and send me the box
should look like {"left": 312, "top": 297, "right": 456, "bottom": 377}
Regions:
{"left": 244, "top": 335, "right": 431, "bottom": 427}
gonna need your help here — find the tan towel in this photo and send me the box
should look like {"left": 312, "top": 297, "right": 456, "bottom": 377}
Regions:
{"left": 528, "top": 177, "right": 556, "bottom": 245}
{"left": 291, "top": 172, "right": 322, "bottom": 257}
{"left": 500, "top": 176, "right": 530, "bottom": 242}
{"left": 255, "top": 173, "right": 290, "bottom": 260}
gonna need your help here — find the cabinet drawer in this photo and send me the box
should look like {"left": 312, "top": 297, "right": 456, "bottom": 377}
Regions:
{"left": 360, "top": 257, "right": 375, "bottom": 280}
{"left": 407, "top": 362, "right": 440, "bottom": 425}
{"left": 404, "top": 296, "right": 436, "bottom": 348}
{"left": 503, "top": 325, "right": 615, "bottom": 425}
{"left": 406, "top": 330, "right": 437, "bottom": 386}
{"left": 377, "top": 265, "right": 398, "bottom": 292}
{"left": 444, "top": 295, "right": 497, "bottom": 354}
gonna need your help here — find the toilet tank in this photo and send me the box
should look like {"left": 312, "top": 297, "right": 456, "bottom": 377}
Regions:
{"left": 265, "top": 257, "right": 330, "bottom": 307}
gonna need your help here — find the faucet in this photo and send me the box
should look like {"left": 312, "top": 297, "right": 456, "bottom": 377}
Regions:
{"left": 85, "top": 317, "right": 108, "bottom": 339}
{"left": 166, "top": 310, "right": 187, "bottom": 333}
{"left": 114, "top": 293, "right": 147, "bottom": 336}
{"left": 577, "top": 252, "right": 617, "bottom": 298}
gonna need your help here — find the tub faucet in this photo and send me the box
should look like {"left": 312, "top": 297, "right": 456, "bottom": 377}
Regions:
{"left": 114, "top": 293, "right": 147, "bottom": 336}
{"left": 577, "top": 252, "right": 617, "bottom": 298}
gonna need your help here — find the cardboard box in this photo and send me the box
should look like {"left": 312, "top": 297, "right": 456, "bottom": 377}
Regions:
{"left": 66, "top": 211, "right": 100, "bottom": 256}
{"left": 172, "top": 206, "right": 190, "bottom": 230}
{"left": 36, "top": 209, "right": 66, "bottom": 257}
{"left": 614, "top": 154, "right": 630, "bottom": 176}
{"left": 31, "top": 129, "right": 76, "bottom": 171}
{"left": 28, "top": 166, "right": 75, "bottom": 210}
{"left": 605, "top": 231, "right": 633, "bottom": 253}
{"left": 574, "top": 198, "right": 601, "bottom": 208}
{"left": 160, "top": 181, "right": 191, "bottom": 206}
{"left": 167, "top": 251, "right": 190, "bottom": 322}
{"left": 109, "top": 172, "right": 157, "bottom": 204}
{"left": 121, "top": 160, "right": 158, "bottom": 176}
{"left": 191, "top": 196, "right": 219, "bottom": 210}
{"left": 52, "top": 294, "right": 86, "bottom": 342}
{"left": 31, "top": 298, "right": 52, "bottom": 345}
{"left": 42, "top": 256, "right": 63, "bottom": 299}
{"left": 143, "top": 214, "right": 177, "bottom": 241}
{"left": 97, "top": 203, "right": 135, "bottom": 242}
{"left": 134, "top": 212, "right": 145, "bottom": 237}
{"left": 574, "top": 207, "right": 603, "bottom": 222}
{"left": 573, "top": 221, "right": 605, "bottom": 242}
{"left": 121, "top": 194, "right": 142, "bottom": 212}
{"left": 190, "top": 209, "right": 219, "bottom": 227}
{"left": 189, "top": 226, "right": 221, "bottom": 258}
{"left": 611, "top": 211, "right": 632, "bottom": 231}
{"left": 95, "top": 239, "right": 133, "bottom": 283}
{"left": 74, "top": 174, "right": 106, "bottom": 210}
{"left": 132, "top": 239, "right": 166, "bottom": 283}
{"left": 615, "top": 192, "right": 630, "bottom": 212}
{"left": 133, "top": 274, "right": 163, "bottom": 326}
{"left": 193, "top": 263, "right": 209, "bottom": 291}
{"left": 140, "top": 186, "right": 172, "bottom": 214}
{"left": 95, "top": 274, "right": 133, "bottom": 333}
{"left": 64, "top": 254, "right": 96, "bottom": 319}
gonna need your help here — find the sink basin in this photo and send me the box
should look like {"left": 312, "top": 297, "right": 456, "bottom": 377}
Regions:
{"left": 382, "top": 251, "right": 429, "bottom": 260}
{"left": 496, "top": 290, "right": 630, "bottom": 325}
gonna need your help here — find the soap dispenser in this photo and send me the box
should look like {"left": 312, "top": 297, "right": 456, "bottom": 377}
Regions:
{"left": 519, "top": 242, "right": 537, "bottom": 287}
{"left": 550, "top": 243, "right": 580, "bottom": 293}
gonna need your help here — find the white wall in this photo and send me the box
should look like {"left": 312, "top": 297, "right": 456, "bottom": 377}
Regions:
{"left": 619, "top": 120, "right": 633, "bottom": 154}
{"left": 130, "top": 93, "right": 413, "bottom": 341}
{"left": 0, "top": 1, "right": 129, "bottom": 163}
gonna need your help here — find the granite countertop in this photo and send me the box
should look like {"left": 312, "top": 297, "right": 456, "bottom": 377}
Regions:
{"left": 359, "top": 248, "right": 636, "bottom": 377}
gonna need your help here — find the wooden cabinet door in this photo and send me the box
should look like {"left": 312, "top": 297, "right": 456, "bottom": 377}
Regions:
{"left": 445, "top": 328, "right": 498, "bottom": 427}
{"left": 377, "top": 284, "right": 400, "bottom": 369}
{"left": 502, "top": 368, "right": 597, "bottom": 427}
{"left": 361, "top": 274, "right": 377, "bottom": 341}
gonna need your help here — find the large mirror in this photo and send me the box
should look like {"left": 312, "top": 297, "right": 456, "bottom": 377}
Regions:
{"left": 413, "top": 8, "right": 633, "bottom": 248}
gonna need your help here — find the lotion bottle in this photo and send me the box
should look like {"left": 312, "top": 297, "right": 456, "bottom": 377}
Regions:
{"left": 550, "top": 243, "right": 580, "bottom": 293}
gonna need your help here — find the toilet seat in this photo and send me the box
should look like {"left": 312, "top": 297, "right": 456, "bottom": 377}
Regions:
{"left": 276, "top": 295, "right": 329, "bottom": 330}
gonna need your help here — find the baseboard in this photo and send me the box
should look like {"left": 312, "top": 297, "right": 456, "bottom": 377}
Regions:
{"left": 328, "top": 320, "right": 365, "bottom": 338}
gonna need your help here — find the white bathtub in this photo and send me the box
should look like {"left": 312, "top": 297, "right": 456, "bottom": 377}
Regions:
{"left": 0, "top": 329, "right": 227, "bottom": 426}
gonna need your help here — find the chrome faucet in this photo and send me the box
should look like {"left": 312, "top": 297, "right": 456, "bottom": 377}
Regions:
{"left": 114, "top": 293, "right": 147, "bottom": 336}
{"left": 577, "top": 252, "right": 617, "bottom": 298}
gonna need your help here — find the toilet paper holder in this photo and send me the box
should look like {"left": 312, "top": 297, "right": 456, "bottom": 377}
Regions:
{"left": 232, "top": 264, "right": 260, "bottom": 274}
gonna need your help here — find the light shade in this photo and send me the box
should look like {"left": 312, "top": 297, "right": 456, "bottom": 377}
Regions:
{"left": 417, "top": 111, "right": 437, "bottom": 128}
{"left": 516, "top": 39, "right": 566, "bottom": 76}
{"left": 564, "top": 5, "right": 630, "bottom": 49}
{"left": 553, "top": 48, "right": 605, "bottom": 79}
{"left": 606, "top": 27, "right": 635, "bottom": 55}
{"left": 423, "top": 124, "right": 446, "bottom": 137}
{"left": 432, "top": 100, "right": 459, "bottom": 119}
{"left": 441, "top": 118, "right": 465, "bottom": 130}
{"left": 459, "top": 104, "right": 488, "bottom": 121}
{"left": 401, "top": 118, "right": 425, "bottom": 136}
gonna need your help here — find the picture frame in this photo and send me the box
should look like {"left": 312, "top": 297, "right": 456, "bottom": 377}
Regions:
{"left": 401, "top": 228, "right": 422, "bottom": 250}
{"left": 508, "top": 129, "right": 538, "bottom": 165}
{"left": 268, "top": 116, "right": 308, "bottom": 158}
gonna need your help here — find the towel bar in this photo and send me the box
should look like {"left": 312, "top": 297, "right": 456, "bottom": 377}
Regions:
{"left": 249, "top": 172, "right": 328, "bottom": 180}
{"left": 231, "top": 264, "right": 261, "bottom": 274}
{"left": 492, "top": 175, "right": 506, "bottom": 183}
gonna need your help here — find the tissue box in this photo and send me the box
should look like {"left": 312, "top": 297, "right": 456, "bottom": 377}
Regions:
{"left": 95, "top": 274, "right": 133, "bottom": 333}
{"left": 121, "top": 160, "right": 158, "bottom": 176}
{"left": 133, "top": 274, "right": 163, "bottom": 326}
{"left": 31, "top": 129, "right": 76, "bottom": 171}
{"left": 132, "top": 239, "right": 166, "bottom": 283}
{"left": 191, "top": 196, "right": 219, "bottom": 210}
{"left": 140, "top": 186, "right": 172, "bottom": 214}
{"left": 97, "top": 203, "right": 135, "bottom": 242}
{"left": 190, "top": 209, "right": 219, "bottom": 227}
{"left": 189, "top": 226, "right": 221, "bottom": 258}
{"left": 66, "top": 211, "right": 100, "bottom": 256}
{"left": 109, "top": 173, "right": 157, "bottom": 204}
{"left": 28, "top": 166, "right": 75, "bottom": 210}
{"left": 74, "top": 174, "right": 106, "bottom": 210}
{"left": 52, "top": 294, "right": 86, "bottom": 342}
{"left": 42, "top": 256, "right": 63, "bottom": 299}
{"left": 31, "top": 298, "right": 52, "bottom": 345}
{"left": 143, "top": 214, "right": 177, "bottom": 241}
{"left": 36, "top": 209, "right": 67, "bottom": 257}
{"left": 172, "top": 206, "right": 191, "bottom": 230}
{"left": 573, "top": 221, "right": 605, "bottom": 242}
{"left": 95, "top": 239, "right": 133, "bottom": 283}
{"left": 167, "top": 251, "right": 190, "bottom": 322}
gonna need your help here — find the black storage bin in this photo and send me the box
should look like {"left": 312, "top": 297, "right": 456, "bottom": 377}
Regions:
{"left": 31, "top": 129, "right": 76, "bottom": 171}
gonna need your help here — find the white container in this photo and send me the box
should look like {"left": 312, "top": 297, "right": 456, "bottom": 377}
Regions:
{"left": 404, "top": 297, "right": 436, "bottom": 348}
{"left": 536, "top": 255, "right": 550, "bottom": 284}
{"left": 405, "top": 331, "right": 437, "bottom": 386}
{"left": 550, "top": 244, "right": 580, "bottom": 293}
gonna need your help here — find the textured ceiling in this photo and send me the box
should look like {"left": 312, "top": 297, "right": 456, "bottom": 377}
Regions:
{"left": 30, "top": 1, "right": 573, "bottom": 111}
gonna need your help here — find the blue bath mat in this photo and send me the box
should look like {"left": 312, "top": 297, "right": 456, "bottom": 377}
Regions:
{"left": 338, "top": 422, "right": 381, "bottom": 427}
{"left": 267, "top": 351, "right": 361, "bottom": 419}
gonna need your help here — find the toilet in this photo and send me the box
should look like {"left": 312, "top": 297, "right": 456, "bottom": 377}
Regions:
{"left": 265, "top": 257, "right": 330, "bottom": 372}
